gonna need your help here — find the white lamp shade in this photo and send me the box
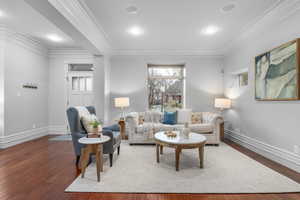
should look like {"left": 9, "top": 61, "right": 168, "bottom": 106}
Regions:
{"left": 115, "top": 97, "right": 130, "bottom": 108}
{"left": 215, "top": 98, "right": 231, "bottom": 109}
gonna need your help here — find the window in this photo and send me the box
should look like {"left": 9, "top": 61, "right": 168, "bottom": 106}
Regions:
{"left": 238, "top": 72, "right": 248, "bottom": 87}
{"left": 72, "top": 76, "right": 93, "bottom": 91}
{"left": 148, "top": 64, "right": 185, "bottom": 112}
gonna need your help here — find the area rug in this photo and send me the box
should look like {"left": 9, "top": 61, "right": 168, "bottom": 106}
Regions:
{"left": 49, "top": 135, "right": 72, "bottom": 141}
{"left": 65, "top": 142, "right": 300, "bottom": 193}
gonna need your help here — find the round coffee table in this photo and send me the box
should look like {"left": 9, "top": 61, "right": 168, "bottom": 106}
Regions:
{"left": 154, "top": 131, "right": 207, "bottom": 171}
{"left": 78, "top": 136, "right": 110, "bottom": 182}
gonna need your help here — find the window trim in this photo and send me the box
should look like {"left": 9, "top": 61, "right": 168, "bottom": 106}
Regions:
{"left": 147, "top": 64, "right": 186, "bottom": 112}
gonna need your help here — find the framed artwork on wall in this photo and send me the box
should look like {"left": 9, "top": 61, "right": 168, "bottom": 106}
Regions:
{"left": 255, "top": 39, "right": 300, "bottom": 101}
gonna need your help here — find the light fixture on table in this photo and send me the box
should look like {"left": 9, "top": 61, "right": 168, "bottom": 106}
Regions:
{"left": 214, "top": 98, "right": 231, "bottom": 111}
{"left": 114, "top": 97, "right": 130, "bottom": 120}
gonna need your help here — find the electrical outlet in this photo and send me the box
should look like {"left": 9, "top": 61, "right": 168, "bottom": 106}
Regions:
{"left": 294, "top": 145, "right": 299, "bottom": 154}
{"left": 32, "top": 124, "right": 36, "bottom": 129}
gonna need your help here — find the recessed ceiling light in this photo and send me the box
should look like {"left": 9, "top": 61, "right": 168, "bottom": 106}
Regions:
{"left": 127, "top": 26, "right": 144, "bottom": 36}
{"left": 46, "top": 34, "right": 63, "bottom": 42}
{"left": 126, "top": 6, "right": 138, "bottom": 14}
{"left": 201, "top": 25, "right": 220, "bottom": 35}
{"left": 221, "top": 3, "right": 236, "bottom": 13}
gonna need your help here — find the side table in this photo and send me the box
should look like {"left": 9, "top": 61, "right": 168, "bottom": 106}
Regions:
{"left": 78, "top": 136, "right": 110, "bottom": 182}
{"left": 118, "top": 120, "right": 127, "bottom": 140}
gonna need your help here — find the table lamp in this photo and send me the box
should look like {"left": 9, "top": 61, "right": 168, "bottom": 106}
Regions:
{"left": 114, "top": 97, "right": 130, "bottom": 120}
{"left": 214, "top": 98, "right": 231, "bottom": 111}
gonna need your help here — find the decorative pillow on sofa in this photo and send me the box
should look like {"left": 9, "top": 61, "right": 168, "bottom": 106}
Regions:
{"left": 191, "top": 112, "right": 202, "bottom": 124}
{"left": 163, "top": 112, "right": 177, "bottom": 125}
{"left": 81, "top": 114, "right": 99, "bottom": 133}
{"left": 138, "top": 115, "right": 145, "bottom": 125}
{"left": 177, "top": 109, "right": 192, "bottom": 124}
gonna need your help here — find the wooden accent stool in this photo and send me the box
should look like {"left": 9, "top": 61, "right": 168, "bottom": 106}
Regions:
{"left": 78, "top": 136, "right": 110, "bottom": 182}
{"left": 154, "top": 131, "right": 206, "bottom": 171}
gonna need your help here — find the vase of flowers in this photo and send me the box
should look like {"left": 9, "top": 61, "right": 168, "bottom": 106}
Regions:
{"left": 182, "top": 122, "right": 190, "bottom": 139}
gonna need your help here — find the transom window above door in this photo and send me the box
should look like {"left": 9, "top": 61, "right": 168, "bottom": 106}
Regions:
{"left": 148, "top": 64, "right": 185, "bottom": 112}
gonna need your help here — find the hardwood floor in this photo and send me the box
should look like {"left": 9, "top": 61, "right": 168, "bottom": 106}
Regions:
{"left": 0, "top": 136, "right": 299, "bottom": 200}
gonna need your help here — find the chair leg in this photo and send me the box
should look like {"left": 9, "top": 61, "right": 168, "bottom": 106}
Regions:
{"left": 109, "top": 153, "right": 113, "bottom": 167}
{"left": 117, "top": 146, "right": 120, "bottom": 155}
{"left": 76, "top": 155, "right": 80, "bottom": 166}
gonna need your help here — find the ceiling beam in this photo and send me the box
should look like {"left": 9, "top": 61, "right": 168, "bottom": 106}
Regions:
{"left": 25, "top": 0, "right": 111, "bottom": 55}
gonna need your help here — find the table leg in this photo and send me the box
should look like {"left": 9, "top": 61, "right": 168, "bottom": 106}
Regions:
{"left": 80, "top": 146, "right": 90, "bottom": 178}
{"left": 199, "top": 145, "right": 204, "bottom": 168}
{"left": 95, "top": 145, "right": 101, "bottom": 182}
{"left": 160, "top": 145, "right": 163, "bottom": 154}
{"left": 175, "top": 147, "right": 181, "bottom": 171}
{"left": 99, "top": 144, "right": 103, "bottom": 172}
{"left": 156, "top": 144, "right": 160, "bottom": 163}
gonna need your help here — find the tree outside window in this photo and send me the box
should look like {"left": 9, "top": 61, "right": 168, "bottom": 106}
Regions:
{"left": 148, "top": 65, "right": 185, "bottom": 112}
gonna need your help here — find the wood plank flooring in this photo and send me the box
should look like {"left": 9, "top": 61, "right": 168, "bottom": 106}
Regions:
{"left": 0, "top": 136, "right": 299, "bottom": 200}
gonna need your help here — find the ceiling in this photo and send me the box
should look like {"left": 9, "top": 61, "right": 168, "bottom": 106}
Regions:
{"left": 0, "top": 0, "right": 77, "bottom": 48}
{"left": 82, "top": 0, "right": 279, "bottom": 53}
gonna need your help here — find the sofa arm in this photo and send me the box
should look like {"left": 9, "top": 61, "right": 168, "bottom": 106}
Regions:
{"left": 102, "top": 130, "right": 114, "bottom": 154}
{"left": 125, "top": 113, "right": 138, "bottom": 137}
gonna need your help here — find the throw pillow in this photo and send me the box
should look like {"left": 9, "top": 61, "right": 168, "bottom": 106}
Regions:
{"left": 138, "top": 115, "right": 145, "bottom": 125}
{"left": 191, "top": 112, "right": 202, "bottom": 124}
{"left": 177, "top": 109, "right": 192, "bottom": 124}
{"left": 81, "top": 114, "right": 99, "bottom": 133}
{"left": 163, "top": 112, "right": 177, "bottom": 125}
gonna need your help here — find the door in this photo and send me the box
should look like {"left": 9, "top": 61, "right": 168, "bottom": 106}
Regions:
{"left": 67, "top": 71, "right": 94, "bottom": 107}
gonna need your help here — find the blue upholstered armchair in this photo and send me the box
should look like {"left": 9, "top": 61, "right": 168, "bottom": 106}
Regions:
{"left": 66, "top": 106, "right": 121, "bottom": 167}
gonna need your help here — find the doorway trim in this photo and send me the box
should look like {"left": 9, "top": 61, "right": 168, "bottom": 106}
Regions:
{"left": 63, "top": 59, "right": 95, "bottom": 134}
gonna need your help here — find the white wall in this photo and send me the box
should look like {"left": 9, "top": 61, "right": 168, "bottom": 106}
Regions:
{"left": 48, "top": 49, "right": 93, "bottom": 133}
{"left": 223, "top": 6, "right": 300, "bottom": 171}
{"left": 48, "top": 50, "right": 110, "bottom": 133}
{"left": 0, "top": 28, "right": 5, "bottom": 138}
{"left": 109, "top": 55, "right": 224, "bottom": 121}
{"left": 0, "top": 27, "right": 49, "bottom": 148}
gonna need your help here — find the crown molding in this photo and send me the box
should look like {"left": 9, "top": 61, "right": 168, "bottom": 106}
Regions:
{"left": 221, "top": 0, "right": 300, "bottom": 55}
{"left": 0, "top": 24, "right": 48, "bottom": 57}
{"left": 111, "top": 48, "right": 225, "bottom": 57}
{"left": 48, "top": 47, "right": 93, "bottom": 59}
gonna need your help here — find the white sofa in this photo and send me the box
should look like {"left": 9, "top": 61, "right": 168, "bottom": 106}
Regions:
{"left": 125, "top": 111, "right": 223, "bottom": 145}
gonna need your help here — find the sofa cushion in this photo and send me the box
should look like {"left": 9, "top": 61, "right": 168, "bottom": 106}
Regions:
{"left": 136, "top": 122, "right": 153, "bottom": 133}
{"left": 127, "top": 112, "right": 139, "bottom": 127}
{"left": 136, "top": 123, "right": 173, "bottom": 133}
{"left": 191, "top": 112, "right": 202, "bottom": 124}
{"left": 163, "top": 111, "right": 177, "bottom": 125}
{"left": 190, "top": 123, "right": 213, "bottom": 133}
{"left": 154, "top": 123, "right": 173, "bottom": 132}
{"left": 143, "top": 111, "right": 162, "bottom": 123}
{"left": 177, "top": 109, "right": 192, "bottom": 124}
{"left": 172, "top": 124, "right": 184, "bottom": 130}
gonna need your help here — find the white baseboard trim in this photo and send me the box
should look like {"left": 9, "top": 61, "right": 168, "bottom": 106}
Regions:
{"left": 0, "top": 127, "right": 48, "bottom": 149}
{"left": 225, "top": 129, "right": 300, "bottom": 173}
{"left": 48, "top": 125, "right": 68, "bottom": 135}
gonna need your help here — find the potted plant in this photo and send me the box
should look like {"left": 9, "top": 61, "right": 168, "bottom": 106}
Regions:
{"left": 90, "top": 120, "right": 102, "bottom": 136}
